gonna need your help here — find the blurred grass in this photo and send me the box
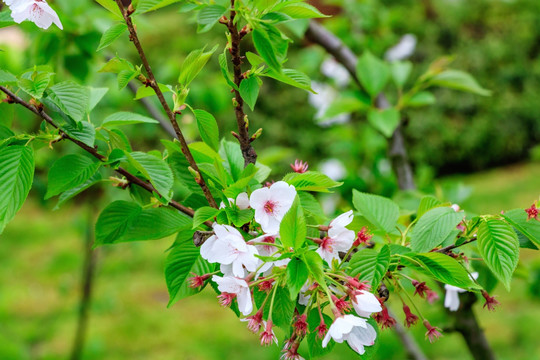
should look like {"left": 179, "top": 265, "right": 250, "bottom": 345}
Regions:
{"left": 0, "top": 163, "right": 539, "bottom": 360}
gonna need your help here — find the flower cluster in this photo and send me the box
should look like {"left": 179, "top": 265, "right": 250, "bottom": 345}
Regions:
{"left": 5, "top": 0, "right": 63, "bottom": 30}
{"left": 190, "top": 180, "right": 385, "bottom": 356}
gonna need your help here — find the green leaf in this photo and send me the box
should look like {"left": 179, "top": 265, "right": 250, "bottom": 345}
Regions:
{"left": 47, "top": 81, "right": 90, "bottom": 121}
{"left": 225, "top": 207, "right": 255, "bottom": 228}
{"left": 416, "top": 195, "right": 442, "bottom": 219}
{"left": 357, "top": 51, "right": 390, "bottom": 97}
{"left": 62, "top": 121, "right": 96, "bottom": 147}
{"left": 134, "top": 83, "right": 171, "bottom": 100}
{"left": 404, "top": 91, "right": 436, "bottom": 107}
{"left": 252, "top": 29, "right": 281, "bottom": 71}
{"left": 265, "top": 68, "right": 313, "bottom": 92}
{"left": 0, "top": 11, "right": 15, "bottom": 29}
{"left": 193, "top": 206, "right": 220, "bottom": 229}
{"left": 218, "top": 50, "right": 238, "bottom": 90}
{"left": 0, "top": 70, "right": 17, "bottom": 86}
{"left": 45, "top": 154, "right": 101, "bottom": 199}
{"left": 348, "top": 245, "right": 390, "bottom": 289}
{"left": 18, "top": 71, "right": 52, "bottom": 99}
{"left": 283, "top": 171, "right": 341, "bottom": 193}
{"left": 502, "top": 209, "right": 540, "bottom": 247}
{"left": 102, "top": 112, "right": 159, "bottom": 127}
{"left": 268, "top": 285, "right": 295, "bottom": 330}
{"left": 367, "top": 108, "right": 400, "bottom": 138}
{"left": 303, "top": 250, "right": 325, "bottom": 285}
{"left": 430, "top": 69, "right": 492, "bottom": 96}
{"left": 192, "top": 109, "right": 219, "bottom": 152}
{"left": 0, "top": 146, "right": 34, "bottom": 234}
{"left": 408, "top": 252, "right": 479, "bottom": 289}
{"left": 95, "top": 200, "right": 191, "bottom": 245}
{"left": 280, "top": 196, "right": 306, "bottom": 250}
{"left": 410, "top": 207, "right": 464, "bottom": 253}
{"left": 166, "top": 230, "right": 214, "bottom": 306}
{"left": 390, "top": 61, "right": 412, "bottom": 89}
{"left": 88, "top": 87, "right": 109, "bottom": 113}
{"left": 279, "top": 2, "right": 329, "bottom": 18}
{"left": 298, "top": 192, "right": 326, "bottom": 223}
{"left": 179, "top": 45, "right": 218, "bottom": 87}
{"left": 219, "top": 140, "right": 244, "bottom": 182}
{"left": 197, "top": 5, "right": 227, "bottom": 33}
{"left": 352, "top": 190, "right": 400, "bottom": 234}
{"left": 239, "top": 76, "right": 261, "bottom": 111}
{"left": 136, "top": 0, "right": 183, "bottom": 13}
{"left": 54, "top": 173, "right": 102, "bottom": 210}
{"left": 95, "top": 0, "right": 123, "bottom": 18}
{"left": 477, "top": 219, "right": 520, "bottom": 290}
{"left": 287, "top": 257, "right": 309, "bottom": 300}
{"left": 97, "top": 23, "right": 127, "bottom": 51}
{"left": 126, "top": 151, "right": 174, "bottom": 202}
{"left": 117, "top": 68, "right": 140, "bottom": 90}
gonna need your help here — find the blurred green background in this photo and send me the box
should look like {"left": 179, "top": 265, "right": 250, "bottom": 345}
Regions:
{"left": 0, "top": 0, "right": 539, "bottom": 359}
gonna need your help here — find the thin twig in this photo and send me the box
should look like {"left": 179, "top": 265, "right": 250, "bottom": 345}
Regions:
{"left": 434, "top": 238, "right": 477, "bottom": 253}
{"left": 226, "top": 0, "right": 257, "bottom": 166}
{"left": 114, "top": 0, "right": 217, "bottom": 208}
{"left": 0, "top": 85, "right": 213, "bottom": 227}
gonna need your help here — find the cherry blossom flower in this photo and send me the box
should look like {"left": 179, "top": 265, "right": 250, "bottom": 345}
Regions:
{"left": 260, "top": 320, "right": 278, "bottom": 346}
{"left": 212, "top": 275, "right": 253, "bottom": 316}
{"left": 290, "top": 159, "right": 308, "bottom": 173}
{"left": 481, "top": 290, "right": 500, "bottom": 311}
{"left": 423, "top": 320, "right": 442, "bottom": 343}
{"left": 384, "top": 34, "right": 417, "bottom": 62}
{"left": 426, "top": 289, "right": 440, "bottom": 304}
{"left": 293, "top": 314, "right": 308, "bottom": 337}
{"left": 188, "top": 273, "right": 211, "bottom": 289}
{"left": 525, "top": 202, "right": 539, "bottom": 221}
{"left": 322, "top": 314, "right": 377, "bottom": 355}
{"left": 316, "top": 210, "right": 355, "bottom": 264}
{"left": 411, "top": 280, "right": 430, "bottom": 298}
{"left": 316, "top": 321, "right": 328, "bottom": 339}
{"left": 373, "top": 301, "right": 396, "bottom": 330}
{"left": 331, "top": 294, "right": 351, "bottom": 314}
{"left": 353, "top": 226, "right": 373, "bottom": 247}
{"left": 219, "top": 192, "right": 250, "bottom": 210}
{"left": 402, "top": 304, "right": 419, "bottom": 328}
{"left": 351, "top": 290, "right": 382, "bottom": 318}
{"left": 242, "top": 308, "right": 264, "bottom": 333}
{"left": 250, "top": 181, "right": 297, "bottom": 234}
{"left": 7, "top": 0, "right": 63, "bottom": 30}
{"left": 200, "top": 224, "right": 258, "bottom": 277}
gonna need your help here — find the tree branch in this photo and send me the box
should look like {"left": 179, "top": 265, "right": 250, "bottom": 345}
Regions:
{"left": 0, "top": 85, "right": 214, "bottom": 227}
{"left": 305, "top": 21, "right": 416, "bottom": 190}
{"left": 226, "top": 0, "right": 258, "bottom": 166}
{"left": 434, "top": 238, "right": 477, "bottom": 253}
{"left": 114, "top": 0, "right": 217, "bottom": 208}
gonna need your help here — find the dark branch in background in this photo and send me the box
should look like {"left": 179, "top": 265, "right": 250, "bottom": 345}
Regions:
{"left": 225, "top": 0, "right": 258, "bottom": 166}
{"left": 114, "top": 0, "right": 217, "bottom": 208}
{"left": 69, "top": 208, "right": 98, "bottom": 360}
{"left": 449, "top": 292, "right": 496, "bottom": 360}
{"left": 0, "top": 86, "right": 214, "bottom": 227}
{"left": 305, "top": 21, "right": 415, "bottom": 191}
{"left": 305, "top": 21, "right": 495, "bottom": 359}
{"left": 388, "top": 308, "right": 428, "bottom": 360}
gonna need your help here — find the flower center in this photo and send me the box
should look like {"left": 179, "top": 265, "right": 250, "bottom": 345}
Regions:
{"left": 264, "top": 200, "right": 276, "bottom": 214}
{"left": 321, "top": 237, "right": 334, "bottom": 252}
